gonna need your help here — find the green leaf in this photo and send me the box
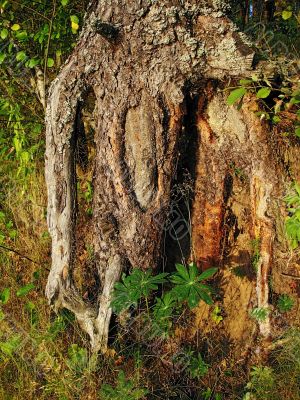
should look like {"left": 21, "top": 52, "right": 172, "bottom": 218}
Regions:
{"left": 0, "top": 28, "right": 8, "bottom": 39}
{"left": 15, "top": 30, "right": 28, "bottom": 41}
{"left": 47, "top": 57, "right": 54, "bottom": 68}
{"left": 111, "top": 269, "right": 168, "bottom": 314}
{"left": 16, "top": 283, "right": 35, "bottom": 297}
{"left": 70, "top": 15, "right": 79, "bottom": 24}
{"left": 61, "top": 0, "right": 69, "bottom": 5}
{"left": 11, "top": 24, "right": 21, "bottom": 31}
{"left": 198, "top": 289, "right": 213, "bottom": 305}
{"left": 170, "top": 263, "right": 215, "bottom": 309}
{"left": 272, "top": 115, "right": 281, "bottom": 124}
{"left": 227, "top": 87, "right": 247, "bottom": 106}
{"left": 0, "top": 288, "right": 10, "bottom": 304}
{"left": 256, "top": 87, "right": 271, "bottom": 99}
{"left": 0, "top": 335, "right": 21, "bottom": 356}
{"left": 239, "top": 79, "right": 252, "bottom": 86}
{"left": 282, "top": 10, "right": 293, "bottom": 20}
{"left": 198, "top": 267, "right": 218, "bottom": 281}
{"left": 0, "top": 53, "right": 6, "bottom": 64}
{"left": 16, "top": 51, "right": 27, "bottom": 62}
{"left": 27, "top": 58, "right": 40, "bottom": 68}
{"left": 277, "top": 294, "right": 294, "bottom": 313}
{"left": 295, "top": 127, "right": 300, "bottom": 137}
{"left": 174, "top": 263, "right": 190, "bottom": 280}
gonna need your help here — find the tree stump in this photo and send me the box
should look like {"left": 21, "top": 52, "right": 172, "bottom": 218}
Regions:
{"left": 45, "top": 0, "right": 260, "bottom": 353}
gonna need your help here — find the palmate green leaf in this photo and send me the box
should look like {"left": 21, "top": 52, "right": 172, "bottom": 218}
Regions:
{"left": 99, "top": 370, "right": 148, "bottom": 400}
{"left": 111, "top": 269, "right": 168, "bottom": 314}
{"left": 111, "top": 281, "right": 139, "bottom": 313}
{"left": 227, "top": 87, "right": 247, "bottom": 106}
{"left": 198, "top": 288, "right": 213, "bottom": 305}
{"left": 198, "top": 267, "right": 218, "bottom": 281}
{"left": 250, "top": 307, "right": 269, "bottom": 322}
{"left": 174, "top": 263, "right": 191, "bottom": 280}
{"left": 170, "top": 263, "right": 216, "bottom": 308}
{"left": 154, "top": 292, "right": 176, "bottom": 314}
{"left": 132, "top": 270, "right": 168, "bottom": 298}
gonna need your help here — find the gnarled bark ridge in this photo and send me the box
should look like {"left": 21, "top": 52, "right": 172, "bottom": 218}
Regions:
{"left": 45, "top": 0, "right": 254, "bottom": 352}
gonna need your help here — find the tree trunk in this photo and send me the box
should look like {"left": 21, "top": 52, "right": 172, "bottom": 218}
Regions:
{"left": 46, "top": 0, "right": 290, "bottom": 355}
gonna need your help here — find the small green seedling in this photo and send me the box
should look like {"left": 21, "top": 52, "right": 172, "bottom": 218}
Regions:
{"left": 111, "top": 269, "right": 168, "bottom": 313}
{"left": 188, "top": 353, "right": 210, "bottom": 379}
{"left": 99, "top": 370, "right": 148, "bottom": 400}
{"left": 170, "top": 263, "right": 217, "bottom": 308}
{"left": 277, "top": 294, "right": 294, "bottom": 313}
{"left": 250, "top": 307, "right": 269, "bottom": 322}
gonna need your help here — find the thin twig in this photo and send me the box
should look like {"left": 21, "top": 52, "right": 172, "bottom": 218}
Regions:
{"left": 281, "top": 272, "right": 300, "bottom": 280}
{"left": 0, "top": 244, "right": 48, "bottom": 268}
{"left": 9, "top": 0, "right": 51, "bottom": 22}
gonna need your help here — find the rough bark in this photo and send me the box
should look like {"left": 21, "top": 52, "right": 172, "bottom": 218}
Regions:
{"left": 45, "top": 0, "right": 255, "bottom": 353}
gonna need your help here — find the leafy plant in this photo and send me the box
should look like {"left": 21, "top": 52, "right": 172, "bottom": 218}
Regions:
{"left": 250, "top": 307, "right": 270, "bottom": 322}
{"left": 111, "top": 269, "right": 168, "bottom": 313}
{"left": 188, "top": 353, "right": 210, "bottom": 379}
{"left": 170, "top": 263, "right": 217, "bottom": 308}
{"left": 47, "top": 309, "right": 75, "bottom": 340}
{"left": 66, "top": 344, "right": 88, "bottom": 374}
{"left": 202, "top": 388, "right": 222, "bottom": 400}
{"left": 244, "top": 366, "right": 275, "bottom": 400}
{"left": 16, "top": 282, "right": 35, "bottom": 297}
{"left": 285, "top": 182, "right": 300, "bottom": 248}
{"left": 0, "top": 334, "right": 22, "bottom": 358}
{"left": 227, "top": 75, "right": 300, "bottom": 138}
{"left": 151, "top": 292, "right": 177, "bottom": 338}
{"left": 211, "top": 305, "right": 223, "bottom": 325}
{"left": 277, "top": 294, "right": 294, "bottom": 313}
{"left": 0, "top": 211, "right": 17, "bottom": 244}
{"left": 99, "top": 370, "right": 148, "bottom": 400}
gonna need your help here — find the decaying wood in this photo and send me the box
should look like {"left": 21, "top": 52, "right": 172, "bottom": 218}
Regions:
{"left": 45, "top": 0, "right": 256, "bottom": 352}
{"left": 191, "top": 92, "right": 278, "bottom": 345}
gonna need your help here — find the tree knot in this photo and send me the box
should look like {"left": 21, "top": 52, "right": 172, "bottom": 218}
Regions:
{"left": 94, "top": 21, "right": 121, "bottom": 43}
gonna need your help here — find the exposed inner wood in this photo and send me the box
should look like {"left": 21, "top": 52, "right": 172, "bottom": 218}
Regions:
{"left": 191, "top": 92, "right": 278, "bottom": 346}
